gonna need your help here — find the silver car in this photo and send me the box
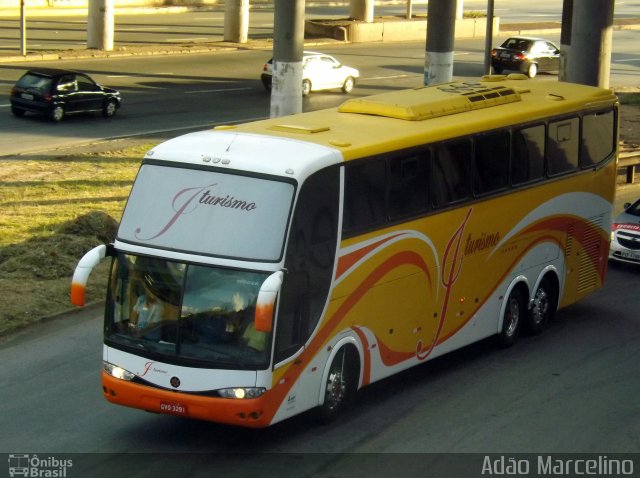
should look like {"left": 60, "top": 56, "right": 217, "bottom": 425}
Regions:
{"left": 610, "top": 198, "right": 640, "bottom": 265}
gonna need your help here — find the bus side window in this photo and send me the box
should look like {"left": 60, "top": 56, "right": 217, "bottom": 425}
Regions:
{"left": 512, "top": 124, "right": 545, "bottom": 185}
{"left": 389, "top": 152, "right": 430, "bottom": 219}
{"left": 547, "top": 117, "right": 579, "bottom": 176}
{"left": 432, "top": 140, "right": 472, "bottom": 208}
{"left": 474, "top": 131, "right": 510, "bottom": 196}
{"left": 275, "top": 167, "right": 340, "bottom": 364}
{"left": 581, "top": 109, "right": 615, "bottom": 168}
{"left": 343, "top": 160, "right": 386, "bottom": 234}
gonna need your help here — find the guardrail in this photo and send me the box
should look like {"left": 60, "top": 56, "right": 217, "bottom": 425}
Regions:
{"left": 619, "top": 145, "right": 640, "bottom": 184}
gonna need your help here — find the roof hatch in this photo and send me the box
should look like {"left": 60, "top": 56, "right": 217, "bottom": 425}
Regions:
{"left": 338, "top": 82, "right": 524, "bottom": 121}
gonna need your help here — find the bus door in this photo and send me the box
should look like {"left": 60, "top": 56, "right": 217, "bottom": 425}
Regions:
{"left": 272, "top": 166, "right": 341, "bottom": 412}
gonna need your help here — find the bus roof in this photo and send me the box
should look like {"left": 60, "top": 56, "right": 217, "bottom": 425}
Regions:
{"left": 147, "top": 75, "right": 617, "bottom": 178}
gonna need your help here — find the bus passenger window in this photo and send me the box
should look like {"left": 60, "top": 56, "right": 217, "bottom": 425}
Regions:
{"left": 432, "top": 140, "right": 471, "bottom": 207}
{"left": 343, "top": 160, "right": 386, "bottom": 234}
{"left": 512, "top": 125, "right": 545, "bottom": 185}
{"left": 474, "top": 131, "right": 509, "bottom": 195}
{"left": 581, "top": 110, "right": 614, "bottom": 168}
{"left": 547, "top": 117, "right": 579, "bottom": 176}
{"left": 389, "top": 153, "right": 430, "bottom": 219}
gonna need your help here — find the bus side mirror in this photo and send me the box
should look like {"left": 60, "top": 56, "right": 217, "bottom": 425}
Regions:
{"left": 254, "top": 271, "right": 283, "bottom": 333}
{"left": 70, "top": 244, "right": 107, "bottom": 306}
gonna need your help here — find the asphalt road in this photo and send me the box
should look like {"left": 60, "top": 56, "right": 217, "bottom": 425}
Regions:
{"left": 0, "top": 261, "right": 638, "bottom": 476}
{"left": 1, "top": 31, "right": 640, "bottom": 157}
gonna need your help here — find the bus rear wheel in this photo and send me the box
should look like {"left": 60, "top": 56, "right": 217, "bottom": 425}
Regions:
{"left": 525, "top": 277, "right": 556, "bottom": 335}
{"left": 317, "top": 345, "right": 359, "bottom": 424}
{"left": 497, "top": 287, "right": 524, "bottom": 347}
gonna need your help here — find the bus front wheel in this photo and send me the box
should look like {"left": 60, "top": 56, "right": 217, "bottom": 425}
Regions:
{"left": 497, "top": 287, "right": 524, "bottom": 348}
{"left": 317, "top": 345, "right": 359, "bottom": 424}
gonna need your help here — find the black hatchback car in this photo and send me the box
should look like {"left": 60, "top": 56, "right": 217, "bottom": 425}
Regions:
{"left": 10, "top": 68, "right": 121, "bottom": 122}
{"left": 491, "top": 36, "right": 560, "bottom": 78}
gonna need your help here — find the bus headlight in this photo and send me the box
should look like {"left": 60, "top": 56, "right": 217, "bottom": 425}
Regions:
{"left": 217, "top": 387, "right": 266, "bottom": 399}
{"left": 103, "top": 361, "right": 135, "bottom": 381}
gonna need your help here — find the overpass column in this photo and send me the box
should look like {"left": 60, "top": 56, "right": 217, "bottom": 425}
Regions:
{"left": 224, "top": 0, "right": 249, "bottom": 43}
{"left": 566, "top": 0, "right": 614, "bottom": 88}
{"left": 350, "top": 0, "right": 374, "bottom": 23}
{"left": 425, "top": 0, "right": 456, "bottom": 85}
{"left": 87, "top": 0, "right": 114, "bottom": 51}
{"left": 270, "top": 0, "right": 305, "bottom": 118}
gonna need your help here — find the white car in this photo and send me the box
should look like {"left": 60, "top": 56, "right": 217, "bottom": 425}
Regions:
{"left": 610, "top": 198, "right": 640, "bottom": 265}
{"left": 261, "top": 51, "right": 359, "bottom": 96}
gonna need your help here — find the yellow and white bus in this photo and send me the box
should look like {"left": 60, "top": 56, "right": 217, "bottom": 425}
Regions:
{"left": 71, "top": 75, "right": 618, "bottom": 428}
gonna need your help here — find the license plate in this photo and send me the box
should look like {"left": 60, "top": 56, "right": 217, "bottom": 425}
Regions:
{"left": 620, "top": 250, "right": 640, "bottom": 261}
{"left": 159, "top": 401, "right": 188, "bottom": 416}
{"left": 21, "top": 93, "right": 34, "bottom": 100}
{"left": 500, "top": 52, "right": 510, "bottom": 58}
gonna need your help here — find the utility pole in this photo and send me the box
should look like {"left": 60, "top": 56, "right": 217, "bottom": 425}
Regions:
{"left": 425, "top": 0, "right": 456, "bottom": 85}
{"left": 559, "top": 0, "right": 572, "bottom": 82}
{"left": 270, "top": 0, "right": 305, "bottom": 118}
{"left": 224, "top": 0, "right": 249, "bottom": 43}
{"left": 566, "top": 0, "right": 614, "bottom": 88}
{"left": 19, "top": 0, "right": 26, "bottom": 55}
{"left": 483, "top": 0, "right": 494, "bottom": 74}
{"left": 87, "top": 0, "right": 114, "bottom": 51}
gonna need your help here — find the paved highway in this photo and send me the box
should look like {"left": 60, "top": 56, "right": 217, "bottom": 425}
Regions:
{"left": 0, "top": 30, "right": 639, "bottom": 156}
{"left": 0, "top": 261, "right": 638, "bottom": 475}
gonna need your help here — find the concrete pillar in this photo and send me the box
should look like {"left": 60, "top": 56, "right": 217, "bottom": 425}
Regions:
{"left": 456, "top": 0, "right": 463, "bottom": 20}
{"left": 559, "top": 0, "right": 572, "bottom": 82}
{"left": 350, "top": 0, "right": 374, "bottom": 23}
{"left": 425, "top": 0, "right": 456, "bottom": 85}
{"left": 224, "top": 0, "right": 249, "bottom": 44}
{"left": 566, "top": 0, "right": 614, "bottom": 88}
{"left": 270, "top": 0, "right": 305, "bottom": 118}
{"left": 87, "top": 0, "right": 114, "bottom": 51}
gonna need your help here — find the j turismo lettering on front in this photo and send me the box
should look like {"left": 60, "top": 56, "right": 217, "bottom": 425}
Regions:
{"left": 135, "top": 183, "right": 258, "bottom": 241}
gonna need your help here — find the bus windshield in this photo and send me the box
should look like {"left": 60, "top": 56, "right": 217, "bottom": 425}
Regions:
{"left": 117, "top": 164, "right": 295, "bottom": 262}
{"left": 106, "top": 253, "right": 272, "bottom": 370}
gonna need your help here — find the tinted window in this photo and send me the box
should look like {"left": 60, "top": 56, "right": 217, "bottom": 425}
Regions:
{"left": 389, "top": 152, "right": 430, "bottom": 219}
{"left": 512, "top": 125, "right": 545, "bottom": 185}
{"left": 547, "top": 117, "right": 579, "bottom": 176}
{"left": 581, "top": 110, "right": 615, "bottom": 168}
{"left": 77, "top": 75, "right": 97, "bottom": 92}
{"left": 432, "top": 140, "right": 472, "bottom": 207}
{"left": 343, "top": 160, "right": 386, "bottom": 234}
{"left": 16, "top": 73, "right": 52, "bottom": 93}
{"left": 474, "top": 131, "right": 510, "bottom": 195}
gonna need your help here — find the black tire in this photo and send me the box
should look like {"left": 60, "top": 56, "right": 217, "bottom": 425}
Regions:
{"left": 11, "top": 106, "right": 25, "bottom": 117}
{"left": 317, "top": 345, "right": 359, "bottom": 424}
{"left": 103, "top": 98, "right": 118, "bottom": 118}
{"left": 493, "top": 65, "right": 504, "bottom": 74}
{"left": 525, "top": 277, "right": 556, "bottom": 335}
{"left": 50, "top": 105, "right": 64, "bottom": 122}
{"left": 497, "top": 287, "right": 525, "bottom": 348}
{"left": 302, "top": 79, "right": 311, "bottom": 97}
{"left": 342, "top": 76, "right": 355, "bottom": 93}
